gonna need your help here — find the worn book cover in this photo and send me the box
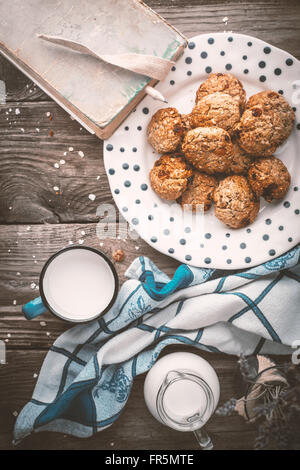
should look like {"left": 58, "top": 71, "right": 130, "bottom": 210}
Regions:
{"left": 0, "top": 0, "right": 187, "bottom": 138}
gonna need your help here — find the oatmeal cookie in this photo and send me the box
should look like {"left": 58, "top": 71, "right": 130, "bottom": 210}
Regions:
{"left": 247, "top": 91, "right": 295, "bottom": 141}
{"left": 147, "top": 107, "right": 184, "bottom": 153}
{"left": 181, "top": 113, "right": 193, "bottom": 134}
{"left": 213, "top": 175, "right": 260, "bottom": 228}
{"left": 182, "top": 127, "right": 233, "bottom": 174}
{"left": 236, "top": 107, "right": 283, "bottom": 156}
{"left": 236, "top": 91, "right": 295, "bottom": 156}
{"left": 248, "top": 156, "right": 291, "bottom": 202}
{"left": 247, "top": 90, "right": 295, "bottom": 121}
{"left": 195, "top": 73, "right": 246, "bottom": 112}
{"left": 179, "top": 171, "right": 218, "bottom": 212}
{"left": 228, "top": 139, "right": 253, "bottom": 175}
{"left": 190, "top": 92, "right": 240, "bottom": 135}
{"left": 150, "top": 154, "right": 193, "bottom": 200}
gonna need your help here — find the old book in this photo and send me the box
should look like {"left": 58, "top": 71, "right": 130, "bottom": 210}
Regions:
{"left": 0, "top": 0, "right": 187, "bottom": 138}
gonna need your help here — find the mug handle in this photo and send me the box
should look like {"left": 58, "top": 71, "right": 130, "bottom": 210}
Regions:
{"left": 22, "top": 297, "right": 47, "bottom": 320}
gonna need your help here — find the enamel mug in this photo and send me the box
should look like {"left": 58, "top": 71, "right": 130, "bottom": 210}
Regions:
{"left": 22, "top": 246, "right": 119, "bottom": 323}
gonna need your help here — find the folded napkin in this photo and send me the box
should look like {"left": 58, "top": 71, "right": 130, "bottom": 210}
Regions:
{"left": 14, "top": 246, "right": 300, "bottom": 443}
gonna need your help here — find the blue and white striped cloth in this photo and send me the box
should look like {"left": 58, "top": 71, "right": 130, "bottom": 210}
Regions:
{"left": 14, "top": 246, "right": 300, "bottom": 442}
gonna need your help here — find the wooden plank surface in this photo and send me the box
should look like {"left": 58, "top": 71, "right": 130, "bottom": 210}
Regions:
{"left": 0, "top": 0, "right": 299, "bottom": 225}
{"left": 0, "top": 348, "right": 257, "bottom": 450}
{"left": 0, "top": 102, "right": 113, "bottom": 224}
{"left": 0, "top": 223, "right": 179, "bottom": 349}
{"left": 0, "top": 0, "right": 299, "bottom": 451}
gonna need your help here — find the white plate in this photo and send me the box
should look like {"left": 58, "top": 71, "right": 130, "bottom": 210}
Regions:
{"left": 104, "top": 33, "right": 300, "bottom": 269}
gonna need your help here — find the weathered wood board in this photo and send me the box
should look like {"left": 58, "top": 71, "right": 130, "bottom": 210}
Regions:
{"left": 0, "top": 0, "right": 299, "bottom": 451}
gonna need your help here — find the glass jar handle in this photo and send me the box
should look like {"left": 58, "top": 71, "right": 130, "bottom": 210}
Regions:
{"left": 156, "top": 369, "right": 215, "bottom": 450}
{"left": 193, "top": 427, "right": 213, "bottom": 450}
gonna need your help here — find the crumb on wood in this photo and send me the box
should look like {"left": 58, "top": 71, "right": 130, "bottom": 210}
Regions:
{"left": 112, "top": 249, "right": 125, "bottom": 262}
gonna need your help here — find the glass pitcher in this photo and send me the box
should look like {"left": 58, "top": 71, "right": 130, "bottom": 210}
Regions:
{"left": 144, "top": 352, "right": 220, "bottom": 450}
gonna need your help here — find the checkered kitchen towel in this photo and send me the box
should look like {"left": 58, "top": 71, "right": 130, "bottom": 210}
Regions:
{"left": 14, "top": 246, "right": 300, "bottom": 442}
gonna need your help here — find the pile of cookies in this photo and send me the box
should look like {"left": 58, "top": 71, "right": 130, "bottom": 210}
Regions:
{"left": 147, "top": 73, "right": 295, "bottom": 229}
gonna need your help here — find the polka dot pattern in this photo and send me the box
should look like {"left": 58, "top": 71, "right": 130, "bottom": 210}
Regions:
{"left": 104, "top": 32, "right": 300, "bottom": 269}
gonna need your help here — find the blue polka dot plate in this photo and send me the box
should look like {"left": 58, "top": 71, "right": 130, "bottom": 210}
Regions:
{"left": 104, "top": 33, "right": 300, "bottom": 269}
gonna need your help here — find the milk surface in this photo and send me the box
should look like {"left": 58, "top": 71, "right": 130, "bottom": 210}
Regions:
{"left": 43, "top": 249, "right": 115, "bottom": 321}
{"left": 144, "top": 352, "right": 220, "bottom": 431}
{"left": 163, "top": 379, "right": 206, "bottom": 419}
